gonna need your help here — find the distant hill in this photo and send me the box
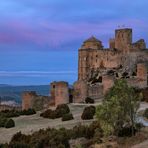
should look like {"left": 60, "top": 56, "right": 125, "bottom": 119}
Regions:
{"left": 0, "top": 85, "right": 50, "bottom": 104}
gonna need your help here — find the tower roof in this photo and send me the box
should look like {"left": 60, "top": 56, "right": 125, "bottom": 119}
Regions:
{"left": 84, "top": 36, "right": 102, "bottom": 43}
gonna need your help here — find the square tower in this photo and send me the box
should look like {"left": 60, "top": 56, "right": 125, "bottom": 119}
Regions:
{"left": 115, "top": 28, "right": 132, "bottom": 52}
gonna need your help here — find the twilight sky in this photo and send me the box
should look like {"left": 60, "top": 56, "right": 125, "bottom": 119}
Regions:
{"left": 0, "top": 0, "right": 148, "bottom": 85}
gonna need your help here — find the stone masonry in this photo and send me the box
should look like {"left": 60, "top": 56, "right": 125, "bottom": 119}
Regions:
{"left": 22, "top": 28, "right": 148, "bottom": 108}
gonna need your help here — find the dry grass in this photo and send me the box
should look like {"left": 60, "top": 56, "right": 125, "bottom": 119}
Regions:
{"left": 0, "top": 104, "right": 93, "bottom": 144}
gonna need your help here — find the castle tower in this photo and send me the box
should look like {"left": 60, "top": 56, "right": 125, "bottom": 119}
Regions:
{"left": 50, "top": 81, "right": 69, "bottom": 106}
{"left": 78, "top": 49, "right": 89, "bottom": 80}
{"left": 78, "top": 36, "right": 103, "bottom": 80}
{"left": 115, "top": 28, "right": 132, "bottom": 52}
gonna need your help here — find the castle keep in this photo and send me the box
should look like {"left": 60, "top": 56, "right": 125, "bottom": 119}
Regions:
{"left": 74, "top": 28, "right": 148, "bottom": 102}
{"left": 22, "top": 28, "right": 148, "bottom": 109}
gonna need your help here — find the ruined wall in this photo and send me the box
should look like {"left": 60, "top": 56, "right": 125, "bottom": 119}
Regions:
{"left": 73, "top": 80, "right": 88, "bottom": 103}
{"left": 88, "top": 84, "right": 103, "bottom": 100}
{"left": 137, "top": 63, "right": 147, "bottom": 80}
{"left": 109, "top": 38, "right": 115, "bottom": 49}
{"left": 102, "top": 76, "right": 115, "bottom": 94}
{"left": 22, "top": 91, "right": 51, "bottom": 110}
{"left": 22, "top": 91, "right": 37, "bottom": 110}
{"left": 50, "top": 81, "right": 69, "bottom": 106}
{"left": 132, "top": 39, "right": 146, "bottom": 50}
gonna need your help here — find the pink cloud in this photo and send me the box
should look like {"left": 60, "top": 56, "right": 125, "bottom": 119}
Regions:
{"left": 0, "top": 18, "right": 147, "bottom": 49}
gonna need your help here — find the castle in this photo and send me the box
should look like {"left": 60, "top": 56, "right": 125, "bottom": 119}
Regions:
{"left": 22, "top": 28, "right": 148, "bottom": 110}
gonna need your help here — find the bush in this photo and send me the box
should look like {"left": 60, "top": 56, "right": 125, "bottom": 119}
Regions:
{"left": 40, "top": 104, "right": 70, "bottom": 119}
{"left": 5, "top": 119, "right": 15, "bottom": 128}
{"left": 8, "top": 121, "right": 103, "bottom": 147}
{"left": 85, "top": 97, "right": 94, "bottom": 104}
{"left": 87, "top": 121, "right": 103, "bottom": 139}
{"left": 56, "top": 104, "right": 70, "bottom": 115}
{"left": 62, "top": 113, "right": 74, "bottom": 121}
{"left": 144, "top": 108, "right": 148, "bottom": 119}
{"left": 117, "top": 126, "right": 137, "bottom": 137}
{"left": 21, "top": 108, "right": 36, "bottom": 116}
{"left": 40, "top": 109, "right": 56, "bottom": 119}
{"left": 0, "top": 117, "right": 8, "bottom": 127}
{"left": 0, "top": 110, "right": 20, "bottom": 118}
{"left": 81, "top": 106, "right": 96, "bottom": 120}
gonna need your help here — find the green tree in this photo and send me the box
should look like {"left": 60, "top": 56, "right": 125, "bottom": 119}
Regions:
{"left": 96, "top": 79, "right": 141, "bottom": 136}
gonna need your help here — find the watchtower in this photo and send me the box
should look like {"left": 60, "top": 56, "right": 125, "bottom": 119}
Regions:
{"left": 50, "top": 81, "right": 69, "bottom": 106}
{"left": 115, "top": 28, "right": 132, "bottom": 52}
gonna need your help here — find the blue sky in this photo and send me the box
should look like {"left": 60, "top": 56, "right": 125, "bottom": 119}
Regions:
{"left": 0, "top": 0, "right": 148, "bottom": 85}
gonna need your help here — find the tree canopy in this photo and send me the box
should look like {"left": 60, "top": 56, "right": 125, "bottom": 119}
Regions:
{"left": 96, "top": 79, "right": 142, "bottom": 136}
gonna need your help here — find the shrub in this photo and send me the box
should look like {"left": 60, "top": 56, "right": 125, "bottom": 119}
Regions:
{"left": 141, "top": 88, "right": 148, "bottom": 102}
{"left": 117, "top": 126, "right": 137, "bottom": 137}
{"left": 5, "top": 119, "right": 15, "bottom": 128}
{"left": 40, "top": 104, "right": 70, "bottom": 119}
{"left": 21, "top": 108, "right": 36, "bottom": 115}
{"left": 8, "top": 121, "right": 103, "bottom": 147}
{"left": 0, "top": 117, "right": 8, "bottom": 127}
{"left": 62, "top": 113, "right": 74, "bottom": 121}
{"left": 86, "top": 121, "right": 103, "bottom": 139}
{"left": 0, "top": 110, "right": 19, "bottom": 118}
{"left": 144, "top": 108, "right": 148, "bottom": 119}
{"left": 40, "top": 109, "right": 56, "bottom": 119}
{"left": 56, "top": 104, "right": 70, "bottom": 115}
{"left": 11, "top": 131, "right": 30, "bottom": 144}
{"left": 92, "top": 128, "right": 103, "bottom": 144}
{"left": 85, "top": 97, "right": 94, "bottom": 104}
{"left": 81, "top": 106, "right": 96, "bottom": 120}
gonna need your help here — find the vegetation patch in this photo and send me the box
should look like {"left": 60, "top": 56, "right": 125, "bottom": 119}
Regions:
{"left": 96, "top": 79, "right": 142, "bottom": 137}
{"left": 81, "top": 106, "right": 96, "bottom": 120}
{"left": 40, "top": 104, "right": 71, "bottom": 119}
{"left": 85, "top": 97, "right": 94, "bottom": 104}
{"left": 0, "top": 121, "right": 103, "bottom": 148}
{"left": 0, "top": 108, "right": 36, "bottom": 129}
{"left": 143, "top": 108, "right": 148, "bottom": 119}
{"left": 62, "top": 113, "right": 74, "bottom": 121}
{"left": 4, "top": 119, "right": 15, "bottom": 128}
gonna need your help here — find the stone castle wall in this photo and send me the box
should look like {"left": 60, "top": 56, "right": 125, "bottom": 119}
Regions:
{"left": 22, "top": 91, "right": 37, "bottom": 110}
{"left": 73, "top": 80, "right": 88, "bottom": 103}
{"left": 22, "top": 91, "right": 51, "bottom": 111}
{"left": 22, "top": 28, "right": 148, "bottom": 106}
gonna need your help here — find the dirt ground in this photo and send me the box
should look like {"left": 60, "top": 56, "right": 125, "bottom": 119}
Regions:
{"left": 0, "top": 102, "right": 147, "bottom": 144}
{"left": 0, "top": 104, "right": 94, "bottom": 144}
